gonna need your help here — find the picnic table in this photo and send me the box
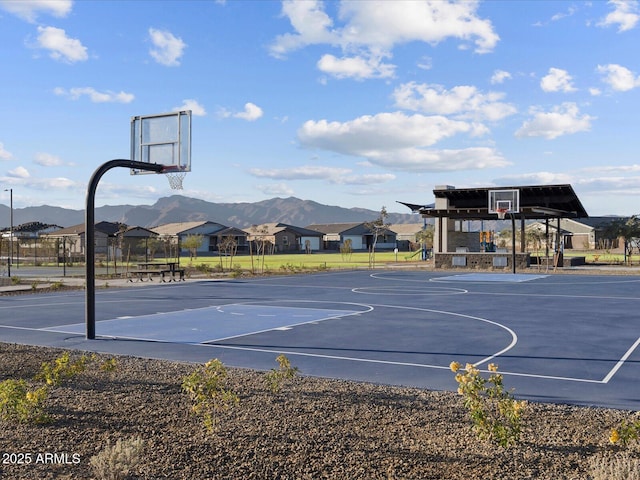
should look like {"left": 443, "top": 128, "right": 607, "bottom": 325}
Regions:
{"left": 127, "top": 262, "right": 185, "bottom": 282}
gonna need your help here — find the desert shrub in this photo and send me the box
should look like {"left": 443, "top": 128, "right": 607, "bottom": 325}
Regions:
{"left": 89, "top": 437, "right": 144, "bottom": 480}
{"left": 450, "top": 361, "right": 526, "bottom": 447}
{"left": 588, "top": 452, "right": 640, "bottom": 480}
{"left": 35, "top": 351, "right": 92, "bottom": 387}
{"left": 265, "top": 354, "right": 299, "bottom": 393}
{"left": 0, "top": 379, "right": 49, "bottom": 424}
{"left": 182, "top": 359, "right": 239, "bottom": 432}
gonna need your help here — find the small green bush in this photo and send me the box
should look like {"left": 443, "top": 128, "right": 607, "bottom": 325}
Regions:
{"left": 36, "top": 351, "right": 91, "bottom": 387}
{"left": 451, "top": 361, "right": 525, "bottom": 448}
{"left": 0, "top": 379, "right": 49, "bottom": 424}
{"left": 265, "top": 354, "right": 299, "bottom": 393}
{"left": 182, "top": 359, "right": 239, "bottom": 432}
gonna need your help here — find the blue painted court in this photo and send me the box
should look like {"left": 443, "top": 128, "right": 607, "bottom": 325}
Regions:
{"left": 2, "top": 269, "right": 640, "bottom": 410}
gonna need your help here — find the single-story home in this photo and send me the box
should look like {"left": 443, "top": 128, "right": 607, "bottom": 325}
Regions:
{"left": 150, "top": 221, "right": 227, "bottom": 254}
{"left": 245, "top": 223, "right": 324, "bottom": 253}
{"left": 305, "top": 223, "right": 397, "bottom": 251}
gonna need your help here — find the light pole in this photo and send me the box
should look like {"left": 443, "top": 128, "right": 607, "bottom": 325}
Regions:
{"left": 3, "top": 189, "right": 12, "bottom": 277}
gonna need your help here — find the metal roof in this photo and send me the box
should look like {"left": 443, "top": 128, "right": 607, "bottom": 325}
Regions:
{"left": 404, "top": 184, "right": 588, "bottom": 220}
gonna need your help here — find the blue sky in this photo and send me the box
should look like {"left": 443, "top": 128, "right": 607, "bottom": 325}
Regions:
{"left": 1, "top": 0, "right": 640, "bottom": 216}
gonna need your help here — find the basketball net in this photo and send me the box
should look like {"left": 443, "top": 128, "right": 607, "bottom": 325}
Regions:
{"left": 165, "top": 170, "right": 186, "bottom": 190}
{"left": 496, "top": 208, "right": 508, "bottom": 220}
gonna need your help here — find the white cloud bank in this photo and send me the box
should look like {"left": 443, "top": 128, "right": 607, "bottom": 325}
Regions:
{"left": 0, "top": 0, "right": 72, "bottom": 22}
{"left": 515, "top": 103, "right": 594, "bottom": 140}
{"left": 271, "top": 0, "right": 499, "bottom": 80}
{"left": 54, "top": 87, "right": 134, "bottom": 103}
{"left": 297, "top": 111, "right": 509, "bottom": 172}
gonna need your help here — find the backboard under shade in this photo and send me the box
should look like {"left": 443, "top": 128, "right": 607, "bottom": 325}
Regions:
{"left": 130, "top": 110, "right": 191, "bottom": 175}
{"left": 488, "top": 189, "right": 520, "bottom": 215}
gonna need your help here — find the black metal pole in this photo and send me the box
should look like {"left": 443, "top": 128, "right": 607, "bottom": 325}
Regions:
{"left": 86, "top": 159, "right": 162, "bottom": 339}
{"left": 511, "top": 213, "right": 516, "bottom": 274}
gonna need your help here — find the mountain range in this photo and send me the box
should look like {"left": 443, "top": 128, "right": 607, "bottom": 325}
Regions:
{"left": 0, "top": 195, "right": 422, "bottom": 229}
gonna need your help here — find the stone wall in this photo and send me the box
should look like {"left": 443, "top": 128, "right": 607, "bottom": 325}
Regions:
{"left": 434, "top": 252, "right": 531, "bottom": 270}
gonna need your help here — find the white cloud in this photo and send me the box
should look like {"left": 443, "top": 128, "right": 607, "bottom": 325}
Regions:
{"left": 336, "top": 0, "right": 499, "bottom": 54}
{"left": 493, "top": 171, "right": 573, "bottom": 186}
{"left": 298, "top": 112, "right": 474, "bottom": 154}
{"left": 54, "top": 87, "right": 134, "bottom": 103}
{"left": 234, "top": 103, "right": 263, "bottom": 121}
{"left": 0, "top": 142, "right": 12, "bottom": 160}
{"left": 540, "top": 68, "right": 577, "bottom": 93}
{"left": 490, "top": 70, "right": 512, "bottom": 84}
{"left": 0, "top": 0, "right": 71, "bottom": 22}
{"left": 250, "top": 165, "right": 351, "bottom": 181}
{"left": 249, "top": 165, "right": 395, "bottom": 185}
{"left": 392, "top": 82, "right": 516, "bottom": 121}
{"left": 597, "top": 64, "right": 640, "bottom": 91}
{"left": 317, "top": 53, "right": 395, "bottom": 80}
{"left": 148, "top": 28, "right": 186, "bottom": 66}
{"left": 219, "top": 103, "right": 263, "bottom": 121}
{"left": 270, "top": 0, "right": 499, "bottom": 76}
{"left": 36, "top": 26, "right": 88, "bottom": 63}
{"left": 255, "top": 183, "right": 295, "bottom": 196}
{"left": 515, "top": 103, "right": 594, "bottom": 139}
{"left": 7, "top": 166, "right": 30, "bottom": 178}
{"left": 598, "top": 0, "right": 639, "bottom": 32}
{"left": 269, "top": 0, "right": 339, "bottom": 58}
{"left": 297, "top": 112, "right": 508, "bottom": 172}
{"left": 34, "top": 152, "right": 63, "bottom": 166}
{"left": 174, "top": 99, "right": 206, "bottom": 116}
{"left": 365, "top": 146, "right": 509, "bottom": 172}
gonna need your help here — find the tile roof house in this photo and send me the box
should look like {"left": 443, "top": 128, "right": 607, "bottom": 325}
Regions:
{"left": 245, "top": 223, "right": 324, "bottom": 253}
{"left": 305, "top": 223, "right": 397, "bottom": 250}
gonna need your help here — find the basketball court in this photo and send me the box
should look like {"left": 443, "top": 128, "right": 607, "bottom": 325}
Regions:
{"left": 2, "top": 269, "right": 640, "bottom": 410}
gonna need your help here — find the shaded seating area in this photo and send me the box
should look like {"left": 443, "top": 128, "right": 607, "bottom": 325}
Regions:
{"left": 400, "top": 184, "right": 589, "bottom": 271}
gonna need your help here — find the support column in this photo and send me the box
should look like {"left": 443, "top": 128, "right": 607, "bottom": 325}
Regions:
{"left": 86, "top": 159, "right": 162, "bottom": 339}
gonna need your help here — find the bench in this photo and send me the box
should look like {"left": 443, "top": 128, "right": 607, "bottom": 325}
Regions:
{"left": 127, "top": 269, "right": 163, "bottom": 282}
{"left": 127, "top": 267, "right": 185, "bottom": 283}
{"left": 160, "top": 268, "right": 185, "bottom": 282}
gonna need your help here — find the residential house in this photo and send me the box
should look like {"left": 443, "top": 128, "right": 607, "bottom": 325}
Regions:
{"left": 150, "top": 221, "right": 227, "bottom": 254}
{"left": 527, "top": 216, "right": 628, "bottom": 250}
{"left": 305, "top": 223, "right": 397, "bottom": 251}
{"left": 44, "top": 221, "right": 124, "bottom": 256}
{"left": 213, "top": 226, "right": 249, "bottom": 253}
{"left": 388, "top": 223, "right": 427, "bottom": 251}
{"left": 245, "top": 223, "right": 324, "bottom": 253}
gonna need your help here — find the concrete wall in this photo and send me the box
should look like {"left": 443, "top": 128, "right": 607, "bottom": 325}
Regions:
{"left": 434, "top": 252, "right": 531, "bottom": 270}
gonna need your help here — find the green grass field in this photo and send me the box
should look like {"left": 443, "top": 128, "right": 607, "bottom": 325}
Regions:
{"left": 179, "top": 250, "right": 421, "bottom": 272}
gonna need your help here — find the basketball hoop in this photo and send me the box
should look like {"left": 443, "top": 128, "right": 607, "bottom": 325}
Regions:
{"left": 496, "top": 208, "right": 508, "bottom": 220}
{"left": 165, "top": 169, "right": 186, "bottom": 190}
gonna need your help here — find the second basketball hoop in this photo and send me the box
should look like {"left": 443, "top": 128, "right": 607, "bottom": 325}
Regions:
{"left": 488, "top": 189, "right": 520, "bottom": 219}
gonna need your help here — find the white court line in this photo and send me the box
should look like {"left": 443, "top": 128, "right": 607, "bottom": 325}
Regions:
{"left": 602, "top": 336, "right": 640, "bottom": 383}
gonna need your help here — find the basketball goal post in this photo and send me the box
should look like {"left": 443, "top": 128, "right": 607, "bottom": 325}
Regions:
{"left": 488, "top": 189, "right": 519, "bottom": 274}
{"left": 85, "top": 111, "right": 191, "bottom": 339}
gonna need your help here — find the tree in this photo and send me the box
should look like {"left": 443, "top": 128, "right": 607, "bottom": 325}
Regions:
{"left": 182, "top": 234, "right": 204, "bottom": 262}
{"left": 340, "top": 238, "right": 353, "bottom": 262}
{"left": 601, "top": 216, "right": 640, "bottom": 263}
{"left": 365, "top": 206, "right": 390, "bottom": 268}
{"left": 218, "top": 235, "right": 237, "bottom": 272}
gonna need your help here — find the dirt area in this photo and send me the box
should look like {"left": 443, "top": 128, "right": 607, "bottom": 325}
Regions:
{"left": 1, "top": 343, "right": 639, "bottom": 479}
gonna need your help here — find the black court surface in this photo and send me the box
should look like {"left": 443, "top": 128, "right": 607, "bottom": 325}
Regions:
{"left": 2, "top": 270, "right": 640, "bottom": 410}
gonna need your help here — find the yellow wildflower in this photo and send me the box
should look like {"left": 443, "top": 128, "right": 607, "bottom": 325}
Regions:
{"left": 450, "top": 361, "right": 461, "bottom": 373}
{"left": 610, "top": 429, "right": 620, "bottom": 444}
{"left": 488, "top": 363, "right": 498, "bottom": 372}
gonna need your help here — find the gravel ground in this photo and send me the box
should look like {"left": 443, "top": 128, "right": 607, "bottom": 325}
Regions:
{"left": 1, "top": 343, "right": 639, "bottom": 479}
